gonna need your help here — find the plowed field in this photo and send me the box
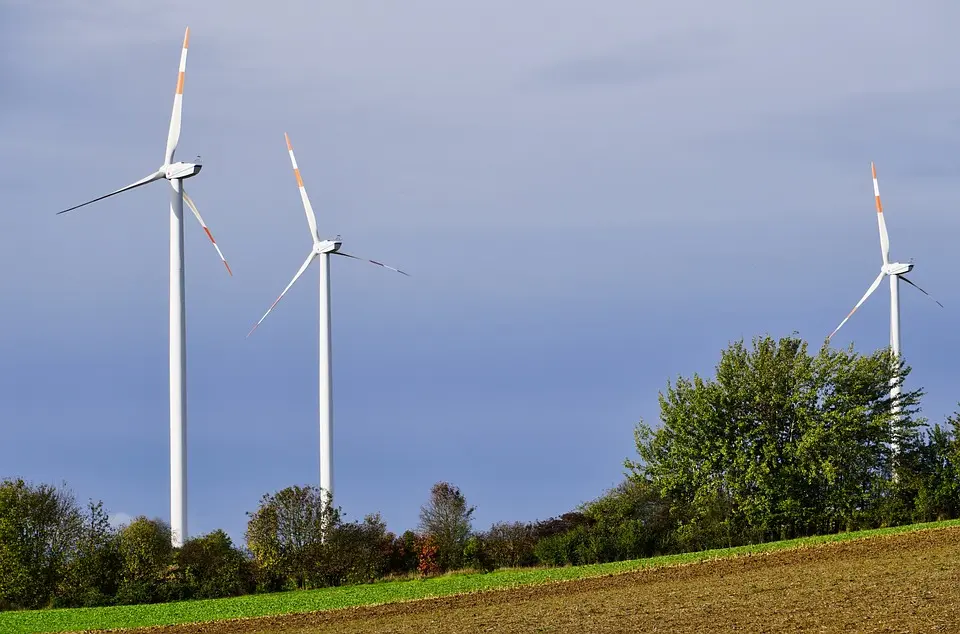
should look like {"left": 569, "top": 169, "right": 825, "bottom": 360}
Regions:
{"left": 125, "top": 525, "right": 960, "bottom": 633}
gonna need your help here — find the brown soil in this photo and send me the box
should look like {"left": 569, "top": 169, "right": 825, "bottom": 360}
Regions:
{"left": 124, "top": 526, "right": 960, "bottom": 633}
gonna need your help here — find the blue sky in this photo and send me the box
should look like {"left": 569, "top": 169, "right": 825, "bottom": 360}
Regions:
{"left": 2, "top": 1, "right": 960, "bottom": 543}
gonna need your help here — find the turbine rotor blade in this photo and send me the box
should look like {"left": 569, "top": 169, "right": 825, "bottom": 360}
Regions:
{"left": 899, "top": 275, "right": 944, "bottom": 308}
{"left": 333, "top": 251, "right": 410, "bottom": 276}
{"left": 164, "top": 27, "right": 190, "bottom": 165}
{"left": 182, "top": 187, "right": 232, "bottom": 276}
{"left": 246, "top": 251, "right": 317, "bottom": 338}
{"left": 56, "top": 170, "right": 165, "bottom": 214}
{"left": 872, "top": 162, "right": 891, "bottom": 265}
{"left": 284, "top": 133, "right": 320, "bottom": 242}
{"left": 828, "top": 270, "right": 886, "bottom": 340}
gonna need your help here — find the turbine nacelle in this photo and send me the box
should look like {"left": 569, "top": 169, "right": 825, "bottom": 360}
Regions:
{"left": 164, "top": 161, "right": 202, "bottom": 180}
{"left": 314, "top": 239, "right": 342, "bottom": 255}
{"left": 882, "top": 262, "right": 913, "bottom": 276}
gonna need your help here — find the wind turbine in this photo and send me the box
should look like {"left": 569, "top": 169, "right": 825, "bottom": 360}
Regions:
{"left": 827, "top": 162, "right": 942, "bottom": 442}
{"left": 247, "top": 133, "right": 408, "bottom": 508}
{"left": 56, "top": 28, "right": 231, "bottom": 547}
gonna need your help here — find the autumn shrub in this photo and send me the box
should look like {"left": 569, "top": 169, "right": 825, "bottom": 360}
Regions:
{"left": 416, "top": 536, "right": 440, "bottom": 576}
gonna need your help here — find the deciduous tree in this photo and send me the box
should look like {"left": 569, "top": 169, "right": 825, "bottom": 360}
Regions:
{"left": 245, "top": 485, "right": 338, "bottom": 590}
{"left": 116, "top": 517, "right": 174, "bottom": 604}
{"left": 627, "top": 335, "right": 922, "bottom": 544}
{"left": 176, "top": 529, "right": 254, "bottom": 599}
{"left": 56, "top": 500, "right": 122, "bottom": 607}
{"left": 0, "top": 479, "right": 82, "bottom": 609}
{"left": 418, "top": 482, "right": 475, "bottom": 570}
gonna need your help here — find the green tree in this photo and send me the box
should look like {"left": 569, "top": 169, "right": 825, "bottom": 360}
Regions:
{"left": 627, "top": 335, "right": 922, "bottom": 546}
{"left": 55, "top": 501, "right": 123, "bottom": 607}
{"left": 245, "top": 485, "right": 338, "bottom": 590}
{"left": 176, "top": 529, "right": 254, "bottom": 599}
{"left": 418, "top": 482, "right": 475, "bottom": 571}
{"left": 0, "top": 479, "right": 82, "bottom": 610}
{"left": 116, "top": 517, "right": 174, "bottom": 604}
{"left": 462, "top": 534, "right": 493, "bottom": 572}
{"left": 578, "top": 479, "right": 674, "bottom": 561}
{"left": 913, "top": 411, "right": 960, "bottom": 521}
{"left": 316, "top": 513, "right": 393, "bottom": 586}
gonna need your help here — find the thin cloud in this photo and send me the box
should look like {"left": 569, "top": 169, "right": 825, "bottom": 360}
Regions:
{"left": 708, "top": 89, "right": 960, "bottom": 178}
{"left": 524, "top": 31, "right": 725, "bottom": 90}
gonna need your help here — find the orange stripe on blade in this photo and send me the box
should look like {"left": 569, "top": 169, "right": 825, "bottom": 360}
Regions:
{"left": 183, "top": 27, "right": 190, "bottom": 49}
{"left": 176, "top": 72, "right": 185, "bottom": 94}
{"left": 203, "top": 227, "right": 216, "bottom": 243}
{"left": 294, "top": 168, "right": 303, "bottom": 188}
{"left": 285, "top": 133, "right": 293, "bottom": 151}
{"left": 875, "top": 195, "right": 883, "bottom": 214}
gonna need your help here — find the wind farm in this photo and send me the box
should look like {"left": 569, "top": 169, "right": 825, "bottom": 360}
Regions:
{"left": 3, "top": 6, "right": 960, "bottom": 633}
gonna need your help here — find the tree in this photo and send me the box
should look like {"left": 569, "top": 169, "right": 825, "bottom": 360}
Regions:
{"left": 462, "top": 534, "right": 493, "bottom": 572}
{"left": 387, "top": 530, "right": 420, "bottom": 575}
{"left": 418, "top": 482, "right": 475, "bottom": 571}
{"left": 0, "top": 479, "right": 83, "bottom": 609}
{"left": 527, "top": 482, "right": 673, "bottom": 568}
{"left": 912, "top": 411, "right": 960, "bottom": 521}
{"left": 479, "top": 522, "right": 538, "bottom": 569}
{"left": 245, "top": 485, "right": 338, "bottom": 590}
{"left": 55, "top": 501, "right": 123, "bottom": 607}
{"left": 627, "top": 335, "right": 922, "bottom": 545}
{"left": 116, "top": 517, "right": 174, "bottom": 604}
{"left": 176, "top": 529, "right": 254, "bottom": 599}
{"left": 577, "top": 479, "right": 674, "bottom": 562}
{"left": 317, "top": 513, "right": 393, "bottom": 586}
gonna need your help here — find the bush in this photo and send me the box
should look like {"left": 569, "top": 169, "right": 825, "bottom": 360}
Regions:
{"left": 480, "top": 522, "right": 537, "bottom": 569}
{"left": 386, "top": 530, "right": 419, "bottom": 576}
{"left": 314, "top": 514, "right": 393, "bottom": 587}
{"left": 416, "top": 536, "right": 441, "bottom": 577}
{"left": 176, "top": 530, "right": 255, "bottom": 599}
{"left": 462, "top": 536, "right": 493, "bottom": 572}
{"left": 534, "top": 525, "right": 590, "bottom": 567}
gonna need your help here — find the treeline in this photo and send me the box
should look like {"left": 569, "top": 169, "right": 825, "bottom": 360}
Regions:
{"left": 2, "top": 335, "right": 958, "bottom": 611}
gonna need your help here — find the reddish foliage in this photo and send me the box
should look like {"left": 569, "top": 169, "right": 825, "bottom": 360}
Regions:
{"left": 416, "top": 536, "right": 441, "bottom": 576}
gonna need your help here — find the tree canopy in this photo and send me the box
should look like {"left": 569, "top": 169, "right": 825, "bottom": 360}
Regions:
{"left": 627, "top": 335, "right": 922, "bottom": 544}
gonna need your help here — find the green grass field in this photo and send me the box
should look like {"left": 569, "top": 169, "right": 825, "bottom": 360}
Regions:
{"left": 3, "top": 519, "right": 959, "bottom": 634}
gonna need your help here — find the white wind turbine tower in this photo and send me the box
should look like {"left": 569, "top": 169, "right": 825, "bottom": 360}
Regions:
{"left": 56, "top": 28, "right": 231, "bottom": 547}
{"left": 247, "top": 133, "right": 408, "bottom": 507}
{"left": 827, "top": 162, "right": 942, "bottom": 445}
